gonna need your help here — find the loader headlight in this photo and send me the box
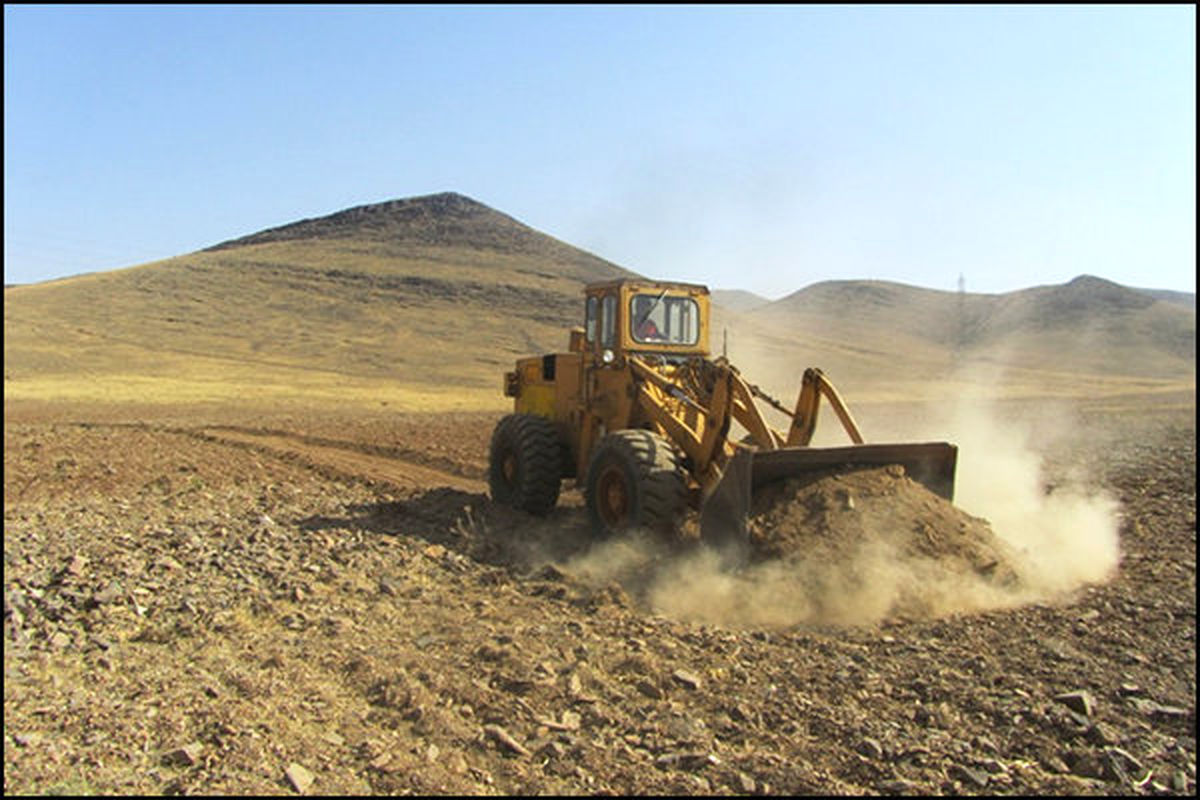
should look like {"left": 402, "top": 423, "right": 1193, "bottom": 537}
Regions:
{"left": 602, "top": 349, "right": 615, "bottom": 364}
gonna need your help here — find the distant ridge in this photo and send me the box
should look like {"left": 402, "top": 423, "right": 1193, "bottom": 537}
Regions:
{"left": 1134, "top": 287, "right": 1196, "bottom": 311}
{"left": 4, "top": 188, "right": 1194, "bottom": 408}
{"left": 711, "top": 288, "right": 771, "bottom": 313}
{"left": 750, "top": 273, "right": 1193, "bottom": 378}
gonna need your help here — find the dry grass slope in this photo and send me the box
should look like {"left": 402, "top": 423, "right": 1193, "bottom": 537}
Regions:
{"left": 4, "top": 193, "right": 635, "bottom": 409}
{"left": 4, "top": 192, "right": 1194, "bottom": 412}
{"left": 746, "top": 275, "right": 1194, "bottom": 398}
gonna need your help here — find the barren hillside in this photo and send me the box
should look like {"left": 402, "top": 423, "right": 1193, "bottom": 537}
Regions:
{"left": 4, "top": 192, "right": 1193, "bottom": 413}
{"left": 710, "top": 289, "right": 771, "bottom": 314}
{"left": 3, "top": 193, "right": 634, "bottom": 405}
{"left": 748, "top": 276, "right": 1195, "bottom": 387}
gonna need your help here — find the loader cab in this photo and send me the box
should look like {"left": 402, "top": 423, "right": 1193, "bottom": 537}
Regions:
{"left": 583, "top": 279, "right": 710, "bottom": 361}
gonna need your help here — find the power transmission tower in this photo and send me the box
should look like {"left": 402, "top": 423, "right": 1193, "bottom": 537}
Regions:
{"left": 954, "top": 273, "right": 967, "bottom": 363}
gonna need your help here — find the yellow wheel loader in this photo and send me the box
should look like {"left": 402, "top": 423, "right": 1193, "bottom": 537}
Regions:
{"left": 489, "top": 279, "right": 957, "bottom": 551}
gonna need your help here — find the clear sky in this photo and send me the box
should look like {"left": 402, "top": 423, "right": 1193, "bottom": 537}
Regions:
{"left": 4, "top": 5, "right": 1195, "bottom": 298}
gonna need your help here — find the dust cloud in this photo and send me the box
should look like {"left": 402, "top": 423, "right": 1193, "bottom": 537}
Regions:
{"left": 553, "top": 394, "right": 1121, "bottom": 630}
{"left": 929, "top": 400, "right": 1122, "bottom": 595}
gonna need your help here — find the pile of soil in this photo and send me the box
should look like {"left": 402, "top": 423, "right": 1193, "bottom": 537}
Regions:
{"left": 743, "top": 465, "right": 1022, "bottom": 619}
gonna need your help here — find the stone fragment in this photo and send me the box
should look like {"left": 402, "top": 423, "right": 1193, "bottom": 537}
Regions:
{"left": 655, "top": 751, "right": 718, "bottom": 771}
{"left": 1053, "top": 690, "right": 1096, "bottom": 718}
{"left": 1040, "top": 637, "right": 1085, "bottom": 661}
{"left": 537, "top": 712, "right": 580, "bottom": 732}
{"left": 164, "top": 742, "right": 204, "bottom": 766}
{"left": 671, "top": 669, "right": 702, "bottom": 690}
{"left": 1104, "top": 746, "right": 1143, "bottom": 774}
{"left": 285, "top": 762, "right": 314, "bottom": 793}
{"left": 155, "top": 555, "right": 183, "bottom": 571}
{"left": 855, "top": 738, "right": 884, "bottom": 760}
{"left": 1064, "top": 749, "right": 1105, "bottom": 779}
{"left": 665, "top": 716, "right": 703, "bottom": 743}
{"left": 1087, "top": 721, "right": 1120, "bottom": 746}
{"left": 1126, "top": 697, "right": 1156, "bottom": 714}
{"left": 949, "top": 764, "right": 989, "bottom": 788}
{"left": 93, "top": 581, "right": 123, "bottom": 605}
{"left": 533, "top": 564, "right": 569, "bottom": 582}
{"left": 734, "top": 772, "right": 756, "bottom": 793}
{"left": 972, "top": 735, "right": 998, "bottom": 755}
{"left": 1171, "top": 771, "right": 1189, "bottom": 792}
{"left": 876, "top": 778, "right": 919, "bottom": 794}
{"left": 12, "top": 732, "right": 39, "bottom": 747}
{"left": 483, "top": 724, "right": 530, "bottom": 757}
{"left": 636, "top": 679, "right": 663, "bottom": 700}
{"left": 979, "top": 758, "right": 1007, "bottom": 775}
{"left": 1150, "top": 703, "right": 1188, "bottom": 720}
{"left": 729, "top": 703, "right": 754, "bottom": 723}
{"left": 538, "top": 740, "right": 565, "bottom": 759}
{"left": 1040, "top": 754, "right": 1070, "bottom": 774}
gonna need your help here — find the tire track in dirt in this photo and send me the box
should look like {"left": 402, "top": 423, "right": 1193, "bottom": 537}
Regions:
{"left": 198, "top": 427, "right": 487, "bottom": 494}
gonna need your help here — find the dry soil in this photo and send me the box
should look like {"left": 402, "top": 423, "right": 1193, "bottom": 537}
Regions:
{"left": 4, "top": 400, "right": 1195, "bottom": 795}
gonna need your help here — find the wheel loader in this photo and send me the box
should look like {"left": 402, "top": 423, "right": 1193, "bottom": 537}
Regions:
{"left": 488, "top": 278, "right": 957, "bottom": 551}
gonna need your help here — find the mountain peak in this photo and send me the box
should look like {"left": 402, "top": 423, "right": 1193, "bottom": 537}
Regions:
{"left": 204, "top": 192, "right": 516, "bottom": 251}
{"left": 1051, "top": 274, "right": 1155, "bottom": 312}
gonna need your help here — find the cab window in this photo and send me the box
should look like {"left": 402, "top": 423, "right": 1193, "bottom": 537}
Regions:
{"left": 585, "top": 296, "right": 598, "bottom": 343}
{"left": 630, "top": 293, "right": 699, "bottom": 345}
{"left": 600, "top": 295, "right": 616, "bottom": 348}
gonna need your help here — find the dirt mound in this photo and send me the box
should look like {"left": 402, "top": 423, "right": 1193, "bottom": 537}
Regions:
{"left": 732, "top": 465, "right": 1022, "bottom": 623}
{"left": 748, "top": 465, "right": 1013, "bottom": 573}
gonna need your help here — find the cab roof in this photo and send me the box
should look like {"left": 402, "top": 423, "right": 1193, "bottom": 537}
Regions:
{"left": 584, "top": 278, "right": 710, "bottom": 294}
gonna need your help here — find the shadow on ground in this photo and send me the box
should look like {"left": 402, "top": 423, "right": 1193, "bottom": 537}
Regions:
{"left": 297, "top": 488, "right": 598, "bottom": 572}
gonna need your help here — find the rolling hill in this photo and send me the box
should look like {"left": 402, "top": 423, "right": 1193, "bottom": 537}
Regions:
{"left": 746, "top": 275, "right": 1194, "bottom": 379}
{"left": 710, "top": 289, "right": 771, "bottom": 314}
{"left": 4, "top": 191, "right": 1194, "bottom": 410}
{"left": 3, "top": 193, "right": 635, "bottom": 407}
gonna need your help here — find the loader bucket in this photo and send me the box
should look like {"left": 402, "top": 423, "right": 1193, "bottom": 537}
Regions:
{"left": 699, "top": 442, "right": 958, "bottom": 552}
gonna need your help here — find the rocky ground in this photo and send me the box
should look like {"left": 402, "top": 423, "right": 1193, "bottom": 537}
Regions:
{"left": 4, "top": 400, "right": 1195, "bottom": 795}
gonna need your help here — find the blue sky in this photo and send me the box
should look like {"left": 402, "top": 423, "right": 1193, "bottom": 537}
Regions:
{"left": 4, "top": 5, "right": 1195, "bottom": 297}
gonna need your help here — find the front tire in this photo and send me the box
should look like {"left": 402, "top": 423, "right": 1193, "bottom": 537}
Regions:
{"left": 489, "top": 414, "right": 562, "bottom": 515}
{"left": 585, "top": 430, "right": 687, "bottom": 538}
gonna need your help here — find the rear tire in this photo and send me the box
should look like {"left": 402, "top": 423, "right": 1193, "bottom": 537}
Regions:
{"left": 489, "top": 414, "right": 562, "bottom": 515}
{"left": 585, "top": 429, "right": 687, "bottom": 538}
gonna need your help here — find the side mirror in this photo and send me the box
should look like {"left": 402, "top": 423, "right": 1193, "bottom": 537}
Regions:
{"left": 568, "top": 327, "right": 586, "bottom": 353}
